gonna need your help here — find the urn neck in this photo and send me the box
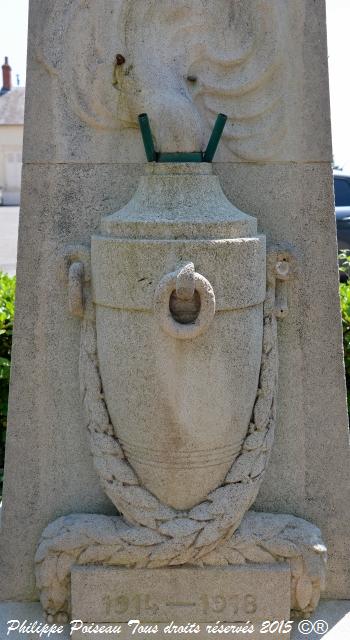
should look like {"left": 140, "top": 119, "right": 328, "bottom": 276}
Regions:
{"left": 101, "top": 163, "right": 257, "bottom": 241}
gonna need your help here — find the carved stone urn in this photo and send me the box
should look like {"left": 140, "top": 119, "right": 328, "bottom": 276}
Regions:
{"left": 91, "top": 162, "right": 266, "bottom": 510}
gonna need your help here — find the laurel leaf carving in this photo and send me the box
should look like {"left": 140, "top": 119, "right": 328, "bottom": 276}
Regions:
{"left": 295, "top": 575, "right": 313, "bottom": 611}
{"left": 33, "top": 249, "right": 328, "bottom": 622}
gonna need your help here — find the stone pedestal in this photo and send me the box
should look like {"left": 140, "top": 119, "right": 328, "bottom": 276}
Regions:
{"left": 71, "top": 565, "right": 291, "bottom": 639}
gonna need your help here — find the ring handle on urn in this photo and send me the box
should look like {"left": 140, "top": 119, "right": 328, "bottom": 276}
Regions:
{"left": 153, "top": 262, "right": 216, "bottom": 339}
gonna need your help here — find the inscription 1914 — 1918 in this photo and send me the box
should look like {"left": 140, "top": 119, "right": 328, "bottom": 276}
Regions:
{"left": 102, "top": 592, "right": 258, "bottom": 619}
{"left": 71, "top": 565, "right": 291, "bottom": 624}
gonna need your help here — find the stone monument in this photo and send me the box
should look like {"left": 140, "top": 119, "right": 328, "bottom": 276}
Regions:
{"left": 1, "top": 1, "right": 350, "bottom": 638}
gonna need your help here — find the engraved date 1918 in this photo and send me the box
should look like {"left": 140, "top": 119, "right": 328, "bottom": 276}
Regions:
{"left": 200, "top": 593, "right": 257, "bottom": 616}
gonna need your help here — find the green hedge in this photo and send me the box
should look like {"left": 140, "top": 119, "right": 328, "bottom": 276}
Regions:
{"left": 339, "top": 251, "right": 350, "bottom": 412}
{"left": 0, "top": 272, "right": 16, "bottom": 495}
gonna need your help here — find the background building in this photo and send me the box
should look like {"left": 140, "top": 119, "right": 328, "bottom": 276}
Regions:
{"left": 0, "top": 57, "right": 24, "bottom": 205}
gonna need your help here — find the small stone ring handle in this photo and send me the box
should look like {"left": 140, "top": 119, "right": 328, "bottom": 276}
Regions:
{"left": 154, "top": 263, "right": 216, "bottom": 339}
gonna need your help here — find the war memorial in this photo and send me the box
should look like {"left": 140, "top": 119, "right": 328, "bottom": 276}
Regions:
{"left": 0, "top": 1, "right": 350, "bottom": 638}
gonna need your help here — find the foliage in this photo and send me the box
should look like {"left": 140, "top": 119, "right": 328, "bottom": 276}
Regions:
{"left": 339, "top": 251, "right": 350, "bottom": 411}
{"left": 0, "top": 272, "right": 16, "bottom": 495}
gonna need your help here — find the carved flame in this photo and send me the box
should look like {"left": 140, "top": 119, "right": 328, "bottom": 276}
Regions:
{"left": 36, "top": 0, "right": 286, "bottom": 160}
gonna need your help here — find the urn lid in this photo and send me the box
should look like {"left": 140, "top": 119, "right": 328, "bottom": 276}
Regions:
{"left": 101, "top": 163, "right": 257, "bottom": 240}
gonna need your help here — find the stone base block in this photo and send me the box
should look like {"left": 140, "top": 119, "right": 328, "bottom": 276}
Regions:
{"left": 71, "top": 564, "right": 291, "bottom": 638}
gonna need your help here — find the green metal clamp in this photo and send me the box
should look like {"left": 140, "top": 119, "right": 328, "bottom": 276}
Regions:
{"left": 138, "top": 113, "right": 227, "bottom": 163}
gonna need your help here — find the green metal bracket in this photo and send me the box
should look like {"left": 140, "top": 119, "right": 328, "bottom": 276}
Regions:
{"left": 202, "top": 114, "right": 227, "bottom": 163}
{"left": 138, "top": 113, "right": 227, "bottom": 163}
{"left": 138, "top": 113, "right": 157, "bottom": 162}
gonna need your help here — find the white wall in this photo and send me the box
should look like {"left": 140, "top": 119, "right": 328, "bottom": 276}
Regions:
{"left": 0, "top": 125, "right": 23, "bottom": 205}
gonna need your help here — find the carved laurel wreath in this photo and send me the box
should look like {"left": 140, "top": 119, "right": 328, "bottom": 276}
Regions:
{"left": 35, "top": 249, "right": 327, "bottom": 621}
{"left": 78, "top": 255, "right": 280, "bottom": 562}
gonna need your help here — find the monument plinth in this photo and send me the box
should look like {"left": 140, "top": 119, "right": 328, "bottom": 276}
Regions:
{"left": 71, "top": 565, "right": 291, "bottom": 638}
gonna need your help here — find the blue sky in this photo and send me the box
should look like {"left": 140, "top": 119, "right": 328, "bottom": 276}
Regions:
{"left": 0, "top": 0, "right": 28, "bottom": 87}
{"left": 326, "top": 0, "right": 350, "bottom": 170}
{"left": 0, "top": 0, "right": 349, "bottom": 169}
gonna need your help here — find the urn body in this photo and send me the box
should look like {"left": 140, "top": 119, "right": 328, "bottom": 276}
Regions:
{"left": 91, "top": 164, "right": 266, "bottom": 510}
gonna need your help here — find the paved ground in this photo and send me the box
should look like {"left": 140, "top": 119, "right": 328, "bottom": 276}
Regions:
{"left": 0, "top": 206, "right": 19, "bottom": 276}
